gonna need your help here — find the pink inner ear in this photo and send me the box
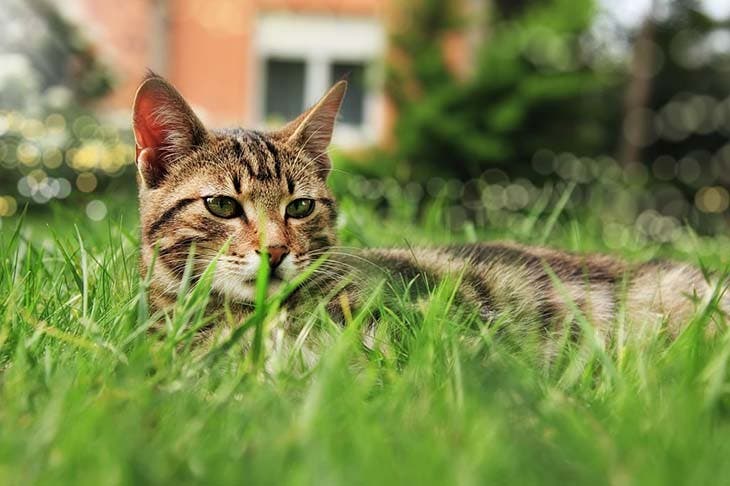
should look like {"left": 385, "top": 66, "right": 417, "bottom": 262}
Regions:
{"left": 133, "top": 93, "right": 166, "bottom": 160}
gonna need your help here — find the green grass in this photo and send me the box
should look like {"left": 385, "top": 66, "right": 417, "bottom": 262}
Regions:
{"left": 3, "top": 186, "right": 730, "bottom": 486}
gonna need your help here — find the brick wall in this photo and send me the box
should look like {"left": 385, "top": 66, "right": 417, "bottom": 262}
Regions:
{"left": 75, "top": 0, "right": 384, "bottom": 126}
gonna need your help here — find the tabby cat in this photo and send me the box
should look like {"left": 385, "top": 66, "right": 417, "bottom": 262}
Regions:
{"left": 133, "top": 73, "right": 725, "bottom": 345}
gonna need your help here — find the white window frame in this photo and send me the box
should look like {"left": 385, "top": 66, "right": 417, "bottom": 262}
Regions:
{"left": 253, "top": 12, "right": 386, "bottom": 147}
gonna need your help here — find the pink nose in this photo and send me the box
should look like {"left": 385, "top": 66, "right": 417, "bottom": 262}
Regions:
{"left": 256, "top": 245, "right": 289, "bottom": 269}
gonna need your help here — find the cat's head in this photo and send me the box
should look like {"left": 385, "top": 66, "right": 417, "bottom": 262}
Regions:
{"left": 133, "top": 72, "right": 344, "bottom": 302}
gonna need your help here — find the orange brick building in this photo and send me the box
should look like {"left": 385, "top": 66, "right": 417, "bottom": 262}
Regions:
{"left": 67, "top": 0, "right": 388, "bottom": 146}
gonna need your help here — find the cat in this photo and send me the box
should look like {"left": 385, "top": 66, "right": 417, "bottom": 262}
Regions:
{"left": 133, "top": 72, "right": 727, "bottom": 348}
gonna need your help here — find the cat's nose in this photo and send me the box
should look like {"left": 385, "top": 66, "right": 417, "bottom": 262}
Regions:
{"left": 256, "top": 245, "right": 289, "bottom": 270}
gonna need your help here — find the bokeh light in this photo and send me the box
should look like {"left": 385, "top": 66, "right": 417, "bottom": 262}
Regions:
{"left": 696, "top": 186, "right": 730, "bottom": 213}
{"left": 0, "top": 195, "right": 18, "bottom": 217}
{"left": 76, "top": 172, "right": 98, "bottom": 193}
{"left": 85, "top": 199, "right": 107, "bottom": 221}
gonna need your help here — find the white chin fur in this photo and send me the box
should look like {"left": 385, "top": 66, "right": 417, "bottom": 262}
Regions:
{"left": 211, "top": 255, "right": 298, "bottom": 303}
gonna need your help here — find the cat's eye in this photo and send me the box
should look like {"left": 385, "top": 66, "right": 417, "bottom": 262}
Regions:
{"left": 286, "top": 198, "right": 315, "bottom": 219}
{"left": 204, "top": 196, "right": 243, "bottom": 219}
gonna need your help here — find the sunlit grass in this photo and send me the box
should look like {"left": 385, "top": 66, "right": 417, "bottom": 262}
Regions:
{"left": 2, "top": 188, "right": 730, "bottom": 485}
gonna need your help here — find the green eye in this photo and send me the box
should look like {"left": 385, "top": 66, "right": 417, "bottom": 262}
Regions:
{"left": 204, "top": 196, "right": 242, "bottom": 219}
{"left": 286, "top": 198, "right": 315, "bottom": 219}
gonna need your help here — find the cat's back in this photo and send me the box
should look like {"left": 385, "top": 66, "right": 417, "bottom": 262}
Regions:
{"left": 359, "top": 241, "right": 628, "bottom": 289}
{"left": 348, "top": 242, "right": 720, "bottom": 338}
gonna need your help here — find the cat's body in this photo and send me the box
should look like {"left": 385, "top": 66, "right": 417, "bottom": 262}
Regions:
{"left": 133, "top": 73, "right": 725, "bottom": 347}
{"left": 289, "top": 243, "right": 718, "bottom": 343}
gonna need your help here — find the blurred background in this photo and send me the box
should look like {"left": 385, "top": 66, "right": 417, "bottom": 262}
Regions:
{"left": 0, "top": 0, "right": 729, "bottom": 244}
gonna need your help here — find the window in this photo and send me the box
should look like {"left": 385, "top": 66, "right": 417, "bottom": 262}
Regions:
{"left": 263, "top": 59, "right": 305, "bottom": 123}
{"left": 255, "top": 13, "right": 386, "bottom": 146}
{"left": 330, "top": 62, "right": 365, "bottom": 126}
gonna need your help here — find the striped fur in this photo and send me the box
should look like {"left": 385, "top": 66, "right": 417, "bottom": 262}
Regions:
{"left": 303, "top": 244, "right": 726, "bottom": 342}
{"left": 134, "top": 74, "right": 727, "bottom": 346}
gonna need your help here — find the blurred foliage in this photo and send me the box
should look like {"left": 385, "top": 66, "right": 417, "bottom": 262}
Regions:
{"left": 380, "top": 0, "right": 730, "bottom": 184}
{"left": 24, "top": 0, "right": 115, "bottom": 101}
{"left": 328, "top": 162, "right": 727, "bottom": 250}
{"left": 384, "top": 0, "right": 621, "bottom": 181}
{"left": 0, "top": 0, "right": 114, "bottom": 107}
{"left": 337, "top": 0, "right": 730, "bottom": 235}
{"left": 0, "top": 0, "right": 132, "bottom": 218}
{"left": 640, "top": 1, "right": 730, "bottom": 198}
{"left": 0, "top": 0, "right": 729, "bottom": 237}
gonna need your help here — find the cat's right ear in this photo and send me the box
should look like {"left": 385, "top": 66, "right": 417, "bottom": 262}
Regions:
{"left": 276, "top": 81, "right": 346, "bottom": 178}
{"left": 132, "top": 73, "right": 207, "bottom": 188}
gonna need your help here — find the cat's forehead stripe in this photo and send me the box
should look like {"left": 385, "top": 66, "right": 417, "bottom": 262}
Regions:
{"left": 249, "top": 130, "right": 282, "bottom": 180}
{"left": 235, "top": 130, "right": 276, "bottom": 182}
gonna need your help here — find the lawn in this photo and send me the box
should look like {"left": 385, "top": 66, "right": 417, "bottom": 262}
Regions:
{"left": 2, "top": 177, "right": 730, "bottom": 486}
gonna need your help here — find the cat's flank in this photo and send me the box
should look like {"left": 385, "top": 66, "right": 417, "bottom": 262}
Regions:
{"left": 133, "top": 73, "right": 726, "bottom": 344}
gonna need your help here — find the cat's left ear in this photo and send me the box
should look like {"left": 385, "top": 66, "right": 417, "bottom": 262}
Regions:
{"left": 278, "top": 81, "right": 347, "bottom": 177}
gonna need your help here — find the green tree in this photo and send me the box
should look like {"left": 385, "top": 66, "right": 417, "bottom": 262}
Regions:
{"left": 0, "top": 0, "right": 118, "bottom": 203}
{"left": 387, "top": 0, "right": 621, "bottom": 181}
